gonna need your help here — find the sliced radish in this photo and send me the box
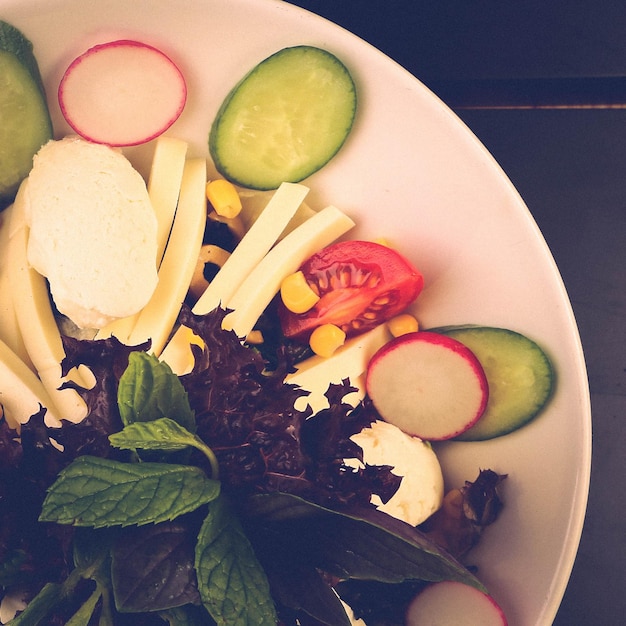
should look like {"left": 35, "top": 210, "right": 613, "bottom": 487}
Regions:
{"left": 365, "top": 331, "right": 488, "bottom": 440}
{"left": 58, "top": 40, "right": 186, "bottom": 146}
{"left": 406, "top": 581, "right": 508, "bottom": 626}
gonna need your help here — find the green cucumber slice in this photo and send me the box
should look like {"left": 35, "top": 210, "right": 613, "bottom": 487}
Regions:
{"left": 209, "top": 45, "right": 356, "bottom": 190}
{"left": 436, "top": 326, "right": 555, "bottom": 440}
{"left": 0, "top": 21, "right": 52, "bottom": 207}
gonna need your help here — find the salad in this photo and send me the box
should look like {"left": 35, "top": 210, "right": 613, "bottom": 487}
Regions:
{"left": 0, "top": 13, "right": 558, "bottom": 626}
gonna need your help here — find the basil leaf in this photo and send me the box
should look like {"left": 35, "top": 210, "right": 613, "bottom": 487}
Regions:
{"left": 195, "top": 495, "right": 277, "bottom": 626}
{"left": 264, "top": 558, "right": 352, "bottom": 626}
{"left": 111, "top": 522, "right": 200, "bottom": 612}
{"left": 39, "top": 455, "right": 220, "bottom": 528}
{"left": 245, "top": 492, "right": 485, "bottom": 590}
{"left": 117, "top": 351, "right": 195, "bottom": 433}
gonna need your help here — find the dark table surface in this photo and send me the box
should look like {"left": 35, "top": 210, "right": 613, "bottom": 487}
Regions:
{"left": 288, "top": 2, "right": 625, "bottom": 624}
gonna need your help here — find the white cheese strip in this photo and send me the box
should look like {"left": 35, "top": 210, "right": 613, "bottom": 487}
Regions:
{"left": 286, "top": 323, "right": 392, "bottom": 414}
{"left": 160, "top": 181, "right": 309, "bottom": 374}
{"left": 238, "top": 188, "right": 317, "bottom": 240}
{"left": 0, "top": 204, "right": 33, "bottom": 370}
{"left": 0, "top": 338, "right": 61, "bottom": 427}
{"left": 223, "top": 205, "right": 355, "bottom": 339}
{"left": 8, "top": 186, "right": 88, "bottom": 423}
{"left": 95, "top": 136, "right": 187, "bottom": 342}
{"left": 148, "top": 136, "right": 188, "bottom": 267}
{"left": 127, "top": 158, "right": 207, "bottom": 357}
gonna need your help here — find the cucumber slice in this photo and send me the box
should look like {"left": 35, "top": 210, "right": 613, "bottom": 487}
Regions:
{"left": 0, "top": 21, "right": 52, "bottom": 206}
{"left": 437, "top": 326, "right": 555, "bottom": 440}
{"left": 209, "top": 45, "right": 356, "bottom": 190}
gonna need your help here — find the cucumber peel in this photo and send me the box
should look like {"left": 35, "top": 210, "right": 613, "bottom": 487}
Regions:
{"left": 435, "top": 326, "right": 555, "bottom": 440}
{"left": 209, "top": 45, "right": 356, "bottom": 190}
{"left": 1, "top": 20, "right": 52, "bottom": 207}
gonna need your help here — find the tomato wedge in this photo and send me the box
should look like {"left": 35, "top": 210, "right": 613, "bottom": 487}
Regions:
{"left": 279, "top": 240, "right": 424, "bottom": 341}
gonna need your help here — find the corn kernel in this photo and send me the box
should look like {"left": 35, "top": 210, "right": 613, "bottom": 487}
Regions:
{"left": 387, "top": 313, "right": 419, "bottom": 337}
{"left": 206, "top": 179, "right": 242, "bottom": 218}
{"left": 309, "top": 323, "right": 346, "bottom": 358}
{"left": 280, "top": 270, "right": 320, "bottom": 314}
{"left": 372, "top": 237, "right": 393, "bottom": 248}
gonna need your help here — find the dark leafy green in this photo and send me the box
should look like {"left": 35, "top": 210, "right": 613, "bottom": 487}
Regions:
{"left": 111, "top": 522, "right": 200, "bottom": 612}
{"left": 244, "top": 492, "right": 485, "bottom": 589}
{"left": 2, "top": 306, "right": 506, "bottom": 625}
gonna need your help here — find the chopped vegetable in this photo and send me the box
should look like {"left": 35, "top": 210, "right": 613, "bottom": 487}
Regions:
{"left": 0, "top": 21, "right": 52, "bottom": 207}
{"left": 222, "top": 204, "right": 355, "bottom": 339}
{"left": 437, "top": 325, "right": 555, "bottom": 440}
{"left": 366, "top": 331, "right": 489, "bottom": 440}
{"left": 406, "top": 581, "right": 508, "bottom": 626}
{"left": 58, "top": 39, "right": 187, "bottom": 146}
{"left": 280, "top": 270, "right": 320, "bottom": 313}
{"left": 279, "top": 240, "right": 424, "bottom": 342}
{"left": 309, "top": 322, "right": 346, "bottom": 357}
{"left": 420, "top": 469, "right": 507, "bottom": 559}
{"left": 206, "top": 178, "right": 242, "bottom": 218}
{"left": 209, "top": 45, "right": 357, "bottom": 190}
{"left": 286, "top": 323, "right": 392, "bottom": 413}
{"left": 387, "top": 312, "right": 419, "bottom": 337}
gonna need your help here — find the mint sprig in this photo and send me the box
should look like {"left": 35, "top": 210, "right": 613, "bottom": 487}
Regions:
{"left": 117, "top": 351, "right": 196, "bottom": 433}
{"left": 109, "top": 417, "right": 220, "bottom": 478}
{"left": 39, "top": 455, "right": 220, "bottom": 527}
{"left": 195, "top": 495, "right": 277, "bottom": 626}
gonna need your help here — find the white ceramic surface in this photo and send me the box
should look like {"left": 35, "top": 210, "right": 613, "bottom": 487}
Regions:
{"left": 0, "top": 0, "right": 591, "bottom": 624}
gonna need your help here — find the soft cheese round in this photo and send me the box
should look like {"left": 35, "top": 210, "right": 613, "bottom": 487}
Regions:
{"left": 24, "top": 137, "right": 158, "bottom": 329}
{"left": 350, "top": 419, "right": 444, "bottom": 526}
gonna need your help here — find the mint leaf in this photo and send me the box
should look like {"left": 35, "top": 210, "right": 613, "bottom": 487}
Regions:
{"left": 109, "top": 417, "right": 219, "bottom": 478}
{"left": 39, "top": 455, "right": 220, "bottom": 528}
{"left": 117, "top": 352, "right": 195, "bottom": 433}
{"left": 195, "top": 495, "right": 277, "bottom": 626}
{"left": 111, "top": 522, "right": 201, "bottom": 612}
{"left": 110, "top": 417, "right": 201, "bottom": 452}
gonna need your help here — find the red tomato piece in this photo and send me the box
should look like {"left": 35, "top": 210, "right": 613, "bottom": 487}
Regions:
{"left": 279, "top": 240, "right": 424, "bottom": 341}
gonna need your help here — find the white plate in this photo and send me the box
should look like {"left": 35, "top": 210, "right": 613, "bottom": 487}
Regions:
{"left": 0, "top": 0, "right": 591, "bottom": 624}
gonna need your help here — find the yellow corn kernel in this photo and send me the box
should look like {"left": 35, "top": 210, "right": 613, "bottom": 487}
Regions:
{"left": 206, "top": 179, "right": 242, "bottom": 218}
{"left": 387, "top": 313, "right": 419, "bottom": 337}
{"left": 372, "top": 237, "right": 393, "bottom": 248}
{"left": 280, "top": 270, "right": 320, "bottom": 314}
{"left": 309, "top": 323, "right": 346, "bottom": 358}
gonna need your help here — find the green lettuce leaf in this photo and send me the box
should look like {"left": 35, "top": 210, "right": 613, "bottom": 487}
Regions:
{"left": 39, "top": 455, "right": 219, "bottom": 528}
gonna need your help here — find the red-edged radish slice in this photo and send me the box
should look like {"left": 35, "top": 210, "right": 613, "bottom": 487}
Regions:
{"left": 406, "top": 581, "right": 508, "bottom": 626}
{"left": 366, "top": 331, "right": 488, "bottom": 440}
{"left": 58, "top": 40, "right": 186, "bottom": 146}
